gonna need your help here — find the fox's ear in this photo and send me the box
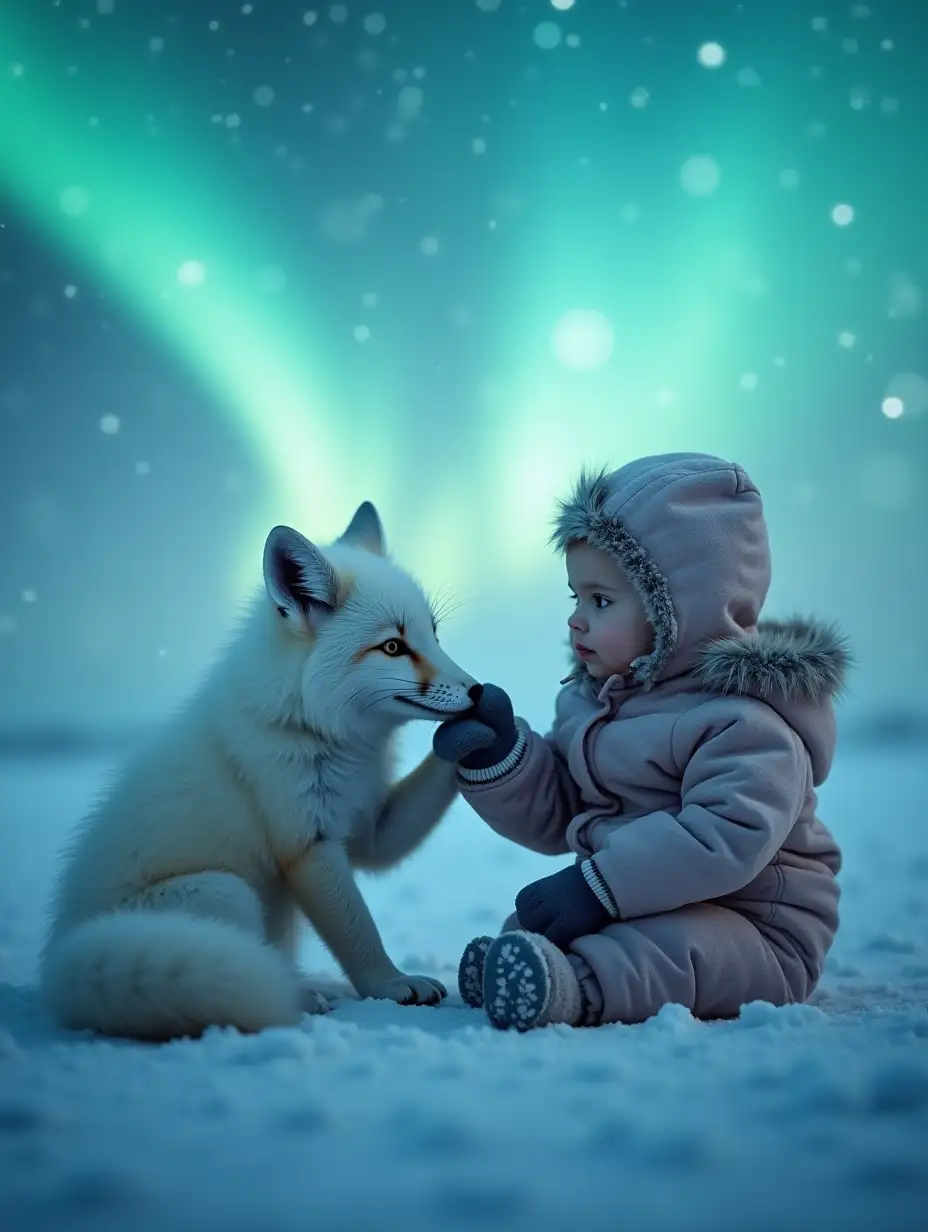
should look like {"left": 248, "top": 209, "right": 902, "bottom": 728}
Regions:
{"left": 337, "top": 501, "right": 385, "bottom": 556}
{"left": 263, "top": 526, "right": 339, "bottom": 630}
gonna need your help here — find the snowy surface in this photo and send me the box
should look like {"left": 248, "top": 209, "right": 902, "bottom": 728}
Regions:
{"left": 1, "top": 741, "right": 926, "bottom": 1231}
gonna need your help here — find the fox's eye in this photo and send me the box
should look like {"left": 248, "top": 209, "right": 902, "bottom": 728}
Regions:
{"left": 381, "top": 638, "right": 409, "bottom": 657}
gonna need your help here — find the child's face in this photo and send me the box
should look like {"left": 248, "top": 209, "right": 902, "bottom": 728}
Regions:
{"left": 566, "top": 543, "right": 652, "bottom": 679}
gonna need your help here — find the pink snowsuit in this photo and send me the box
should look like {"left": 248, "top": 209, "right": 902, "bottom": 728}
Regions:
{"left": 459, "top": 454, "right": 850, "bottom": 1025}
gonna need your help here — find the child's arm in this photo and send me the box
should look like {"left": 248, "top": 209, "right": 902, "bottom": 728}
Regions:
{"left": 587, "top": 697, "right": 809, "bottom": 920}
{"left": 458, "top": 721, "right": 581, "bottom": 855}
{"left": 433, "top": 684, "right": 582, "bottom": 855}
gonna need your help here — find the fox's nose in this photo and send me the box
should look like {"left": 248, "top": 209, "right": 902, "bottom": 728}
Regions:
{"left": 467, "top": 683, "right": 484, "bottom": 705}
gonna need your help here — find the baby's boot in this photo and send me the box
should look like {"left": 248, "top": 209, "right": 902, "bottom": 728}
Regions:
{"left": 457, "top": 935, "right": 494, "bottom": 1008}
{"left": 482, "top": 931, "right": 584, "bottom": 1031}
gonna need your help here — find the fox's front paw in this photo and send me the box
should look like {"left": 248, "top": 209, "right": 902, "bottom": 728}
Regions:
{"left": 358, "top": 974, "right": 447, "bottom": 1007}
{"left": 299, "top": 986, "right": 333, "bottom": 1015}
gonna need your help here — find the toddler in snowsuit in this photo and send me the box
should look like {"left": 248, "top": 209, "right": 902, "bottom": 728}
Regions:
{"left": 433, "top": 453, "right": 850, "bottom": 1030}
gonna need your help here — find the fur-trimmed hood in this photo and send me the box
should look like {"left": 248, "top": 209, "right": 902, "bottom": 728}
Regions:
{"left": 551, "top": 455, "right": 851, "bottom": 779}
{"left": 552, "top": 454, "right": 771, "bottom": 688}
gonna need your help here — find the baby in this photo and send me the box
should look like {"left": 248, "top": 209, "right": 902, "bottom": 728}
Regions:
{"left": 433, "top": 453, "right": 850, "bottom": 1030}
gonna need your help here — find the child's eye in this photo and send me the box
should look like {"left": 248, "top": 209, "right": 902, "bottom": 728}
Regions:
{"left": 381, "top": 638, "right": 409, "bottom": 657}
{"left": 568, "top": 592, "right": 611, "bottom": 610}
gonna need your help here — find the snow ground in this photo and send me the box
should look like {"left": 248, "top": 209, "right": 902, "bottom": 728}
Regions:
{"left": 0, "top": 740, "right": 926, "bottom": 1232}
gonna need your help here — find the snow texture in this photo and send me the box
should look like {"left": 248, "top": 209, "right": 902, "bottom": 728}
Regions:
{"left": 1, "top": 744, "right": 926, "bottom": 1231}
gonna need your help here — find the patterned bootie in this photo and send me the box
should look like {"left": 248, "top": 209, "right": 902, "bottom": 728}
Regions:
{"left": 457, "top": 935, "right": 494, "bottom": 1008}
{"left": 482, "top": 930, "right": 584, "bottom": 1031}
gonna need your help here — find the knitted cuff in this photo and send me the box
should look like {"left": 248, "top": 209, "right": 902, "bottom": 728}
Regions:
{"left": 580, "top": 857, "right": 621, "bottom": 919}
{"left": 457, "top": 726, "right": 528, "bottom": 784}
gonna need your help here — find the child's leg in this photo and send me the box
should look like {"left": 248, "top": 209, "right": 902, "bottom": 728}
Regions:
{"left": 569, "top": 902, "right": 801, "bottom": 1026}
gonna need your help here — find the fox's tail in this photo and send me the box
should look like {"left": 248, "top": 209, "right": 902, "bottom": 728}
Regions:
{"left": 40, "top": 911, "right": 302, "bottom": 1040}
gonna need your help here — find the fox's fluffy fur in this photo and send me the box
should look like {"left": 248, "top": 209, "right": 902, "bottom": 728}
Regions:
{"left": 40, "top": 502, "right": 478, "bottom": 1041}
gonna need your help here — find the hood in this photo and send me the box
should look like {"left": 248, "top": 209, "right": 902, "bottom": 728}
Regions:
{"left": 550, "top": 453, "right": 852, "bottom": 783}
{"left": 551, "top": 453, "right": 772, "bottom": 688}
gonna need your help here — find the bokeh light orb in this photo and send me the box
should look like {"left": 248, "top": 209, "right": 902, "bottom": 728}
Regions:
{"left": 680, "top": 155, "right": 721, "bottom": 196}
{"left": 177, "top": 260, "right": 206, "bottom": 287}
{"left": 881, "top": 396, "right": 904, "bottom": 420}
{"left": 551, "top": 309, "right": 614, "bottom": 371}
{"left": 59, "top": 185, "right": 91, "bottom": 217}
{"left": 884, "top": 372, "right": 928, "bottom": 418}
{"left": 533, "top": 22, "right": 562, "bottom": 50}
{"left": 698, "top": 42, "right": 726, "bottom": 68}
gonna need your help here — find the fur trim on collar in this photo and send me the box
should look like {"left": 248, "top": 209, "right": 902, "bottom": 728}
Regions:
{"left": 561, "top": 618, "right": 852, "bottom": 702}
{"left": 694, "top": 619, "right": 853, "bottom": 702}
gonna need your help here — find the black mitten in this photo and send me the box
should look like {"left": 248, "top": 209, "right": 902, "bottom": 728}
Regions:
{"left": 432, "top": 683, "right": 519, "bottom": 770}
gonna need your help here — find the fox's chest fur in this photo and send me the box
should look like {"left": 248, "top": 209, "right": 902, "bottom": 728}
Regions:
{"left": 230, "top": 725, "right": 396, "bottom": 864}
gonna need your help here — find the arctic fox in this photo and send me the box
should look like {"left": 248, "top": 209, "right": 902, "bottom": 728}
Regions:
{"left": 40, "top": 501, "right": 481, "bottom": 1041}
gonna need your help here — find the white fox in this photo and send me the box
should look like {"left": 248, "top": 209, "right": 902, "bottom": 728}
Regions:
{"left": 40, "top": 501, "right": 481, "bottom": 1041}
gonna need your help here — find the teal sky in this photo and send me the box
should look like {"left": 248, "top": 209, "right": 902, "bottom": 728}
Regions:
{"left": 0, "top": 0, "right": 925, "bottom": 727}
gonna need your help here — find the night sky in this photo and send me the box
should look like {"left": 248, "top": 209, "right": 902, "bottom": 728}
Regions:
{"left": 1, "top": 0, "right": 925, "bottom": 729}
